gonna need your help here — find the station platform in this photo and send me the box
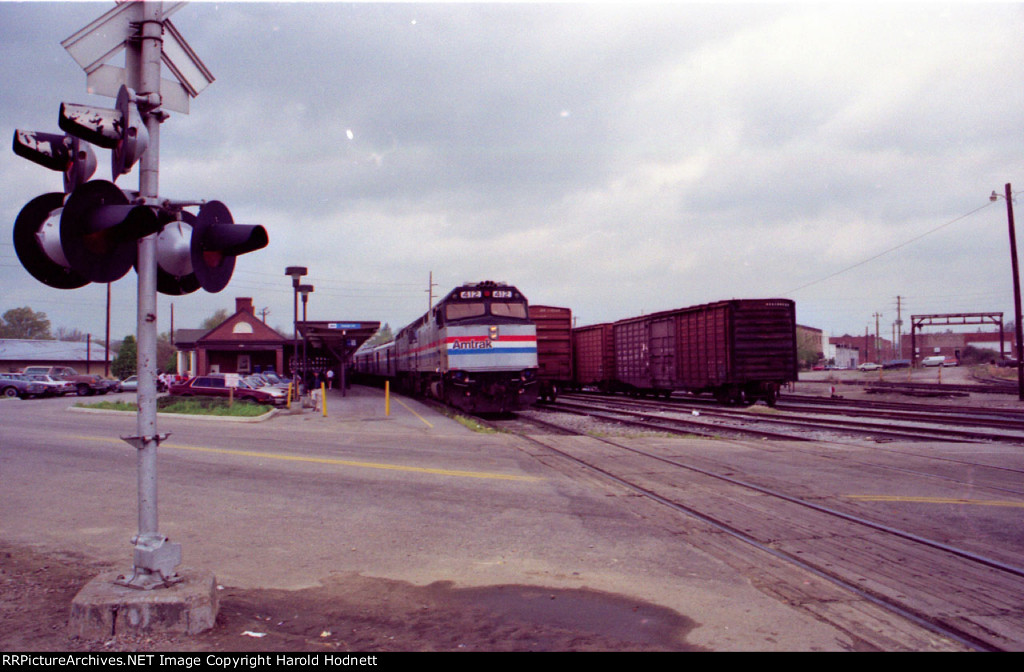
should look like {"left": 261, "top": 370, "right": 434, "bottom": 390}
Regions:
{"left": 280, "top": 382, "right": 448, "bottom": 431}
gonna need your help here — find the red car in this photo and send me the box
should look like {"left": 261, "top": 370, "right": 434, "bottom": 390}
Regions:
{"left": 168, "top": 374, "right": 278, "bottom": 405}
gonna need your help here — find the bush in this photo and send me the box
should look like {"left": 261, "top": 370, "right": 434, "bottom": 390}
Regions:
{"left": 960, "top": 345, "right": 1000, "bottom": 366}
{"left": 156, "top": 396, "right": 272, "bottom": 416}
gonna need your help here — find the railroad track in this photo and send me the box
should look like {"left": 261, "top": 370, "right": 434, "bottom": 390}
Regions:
{"left": 544, "top": 393, "right": 1024, "bottom": 445}
{"left": 495, "top": 408, "right": 1024, "bottom": 651}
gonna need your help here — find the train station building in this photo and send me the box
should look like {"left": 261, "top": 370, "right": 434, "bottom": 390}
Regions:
{"left": 173, "top": 297, "right": 379, "bottom": 385}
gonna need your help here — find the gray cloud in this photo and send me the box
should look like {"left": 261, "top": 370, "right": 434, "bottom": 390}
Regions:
{"left": 2, "top": 2, "right": 1022, "bottom": 344}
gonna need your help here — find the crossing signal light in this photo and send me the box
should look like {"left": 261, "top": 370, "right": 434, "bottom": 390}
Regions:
{"left": 12, "top": 191, "right": 89, "bottom": 289}
{"left": 12, "top": 130, "right": 96, "bottom": 192}
{"left": 152, "top": 201, "right": 268, "bottom": 295}
{"left": 58, "top": 85, "right": 148, "bottom": 181}
{"left": 61, "top": 180, "right": 161, "bottom": 283}
{"left": 12, "top": 179, "right": 160, "bottom": 289}
{"left": 14, "top": 85, "right": 265, "bottom": 294}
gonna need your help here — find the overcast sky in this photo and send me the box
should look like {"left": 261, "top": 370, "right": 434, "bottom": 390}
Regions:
{"left": 2, "top": 1, "right": 1022, "bottom": 345}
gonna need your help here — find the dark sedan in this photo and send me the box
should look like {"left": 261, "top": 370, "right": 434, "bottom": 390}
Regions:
{"left": 168, "top": 374, "right": 278, "bottom": 405}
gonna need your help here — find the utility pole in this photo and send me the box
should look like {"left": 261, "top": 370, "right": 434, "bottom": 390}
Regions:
{"left": 427, "top": 271, "right": 438, "bottom": 310}
{"left": 874, "top": 312, "right": 882, "bottom": 363}
{"left": 997, "top": 183, "right": 1024, "bottom": 400}
{"left": 895, "top": 296, "right": 903, "bottom": 360}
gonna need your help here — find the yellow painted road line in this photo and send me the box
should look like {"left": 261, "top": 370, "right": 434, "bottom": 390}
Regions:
{"left": 72, "top": 435, "right": 538, "bottom": 482}
{"left": 848, "top": 495, "right": 1024, "bottom": 509}
{"left": 393, "top": 396, "right": 433, "bottom": 428}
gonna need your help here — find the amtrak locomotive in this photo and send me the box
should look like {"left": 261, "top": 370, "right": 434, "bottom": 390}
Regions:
{"left": 354, "top": 281, "right": 539, "bottom": 413}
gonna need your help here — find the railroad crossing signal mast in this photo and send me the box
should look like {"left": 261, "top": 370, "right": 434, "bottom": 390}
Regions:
{"left": 12, "top": 2, "right": 267, "bottom": 590}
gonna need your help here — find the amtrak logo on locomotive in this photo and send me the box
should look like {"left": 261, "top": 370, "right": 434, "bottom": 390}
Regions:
{"left": 450, "top": 339, "right": 493, "bottom": 350}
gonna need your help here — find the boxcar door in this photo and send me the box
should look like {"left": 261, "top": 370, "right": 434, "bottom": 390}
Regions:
{"left": 650, "top": 317, "right": 676, "bottom": 389}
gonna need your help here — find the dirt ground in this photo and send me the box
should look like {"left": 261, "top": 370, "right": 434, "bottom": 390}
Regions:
{"left": 0, "top": 542, "right": 702, "bottom": 652}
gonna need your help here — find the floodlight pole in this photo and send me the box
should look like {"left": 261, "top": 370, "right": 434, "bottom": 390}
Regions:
{"left": 299, "top": 284, "right": 314, "bottom": 388}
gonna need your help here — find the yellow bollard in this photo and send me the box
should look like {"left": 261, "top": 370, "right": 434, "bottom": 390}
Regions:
{"left": 385, "top": 380, "right": 391, "bottom": 416}
{"left": 286, "top": 382, "right": 293, "bottom": 409}
{"left": 321, "top": 382, "right": 327, "bottom": 417}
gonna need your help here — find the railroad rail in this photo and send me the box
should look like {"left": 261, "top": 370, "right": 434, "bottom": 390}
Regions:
{"left": 547, "top": 392, "right": 1024, "bottom": 445}
{"left": 496, "top": 407, "right": 1024, "bottom": 651}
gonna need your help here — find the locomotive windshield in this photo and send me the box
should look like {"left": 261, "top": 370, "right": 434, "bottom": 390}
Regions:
{"left": 445, "top": 300, "right": 527, "bottom": 321}
{"left": 443, "top": 285, "right": 528, "bottom": 322}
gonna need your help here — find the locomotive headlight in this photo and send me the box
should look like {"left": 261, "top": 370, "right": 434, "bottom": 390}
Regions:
{"left": 489, "top": 325, "right": 499, "bottom": 340}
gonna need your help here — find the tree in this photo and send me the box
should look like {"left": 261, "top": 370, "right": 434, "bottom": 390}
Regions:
{"left": 55, "top": 326, "right": 89, "bottom": 342}
{"left": 112, "top": 335, "right": 137, "bottom": 379}
{"left": 200, "top": 309, "right": 230, "bottom": 331}
{"left": 0, "top": 307, "right": 53, "bottom": 340}
{"left": 157, "top": 332, "right": 177, "bottom": 374}
{"left": 365, "top": 323, "right": 394, "bottom": 347}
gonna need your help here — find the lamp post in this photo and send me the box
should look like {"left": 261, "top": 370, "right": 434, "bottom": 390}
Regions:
{"left": 991, "top": 184, "right": 1023, "bottom": 401}
{"left": 299, "top": 284, "right": 314, "bottom": 391}
{"left": 285, "top": 266, "right": 307, "bottom": 391}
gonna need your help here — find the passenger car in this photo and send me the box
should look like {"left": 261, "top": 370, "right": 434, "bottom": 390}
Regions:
{"left": 70, "top": 374, "right": 118, "bottom": 396}
{"left": 168, "top": 374, "right": 280, "bottom": 405}
{"left": 24, "top": 374, "right": 75, "bottom": 396}
{"left": 857, "top": 362, "right": 883, "bottom": 371}
{"left": 243, "top": 375, "right": 288, "bottom": 404}
{"left": 21, "top": 366, "right": 116, "bottom": 396}
{"left": 0, "top": 373, "right": 47, "bottom": 399}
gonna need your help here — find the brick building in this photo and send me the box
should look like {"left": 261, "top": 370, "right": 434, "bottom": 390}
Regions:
{"left": 174, "top": 298, "right": 287, "bottom": 377}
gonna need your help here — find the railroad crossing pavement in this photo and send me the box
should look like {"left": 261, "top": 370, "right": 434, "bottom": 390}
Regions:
{"left": 1, "top": 386, "right": 962, "bottom": 650}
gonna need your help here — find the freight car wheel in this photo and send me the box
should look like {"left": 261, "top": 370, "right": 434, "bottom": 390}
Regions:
{"left": 714, "top": 386, "right": 744, "bottom": 405}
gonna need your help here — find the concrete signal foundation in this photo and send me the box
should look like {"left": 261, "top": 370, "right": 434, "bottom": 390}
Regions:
{"left": 69, "top": 570, "right": 218, "bottom": 639}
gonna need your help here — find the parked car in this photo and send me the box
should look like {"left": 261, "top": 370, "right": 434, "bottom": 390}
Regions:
{"left": 254, "top": 371, "right": 292, "bottom": 389}
{"left": 922, "top": 356, "right": 946, "bottom": 367}
{"left": 857, "top": 362, "right": 883, "bottom": 371}
{"left": 243, "top": 375, "right": 289, "bottom": 404}
{"left": 883, "top": 359, "right": 911, "bottom": 369}
{"left": 117, "top": 375, "right": 170, "bottom": 393}
{"left": 21, "top": 366, "right": 116, "bottom": 396}
{"left": 24, "top": 374, "right": 75, "bottom": 396}
{"left": 0, "top": 373, "right": 47, "bottom": 399}
{"left": 168, "top": 374, "right": 280, "bottom": 405}
{"left": 69, "top": 374, "right": 118, "bottom": 396}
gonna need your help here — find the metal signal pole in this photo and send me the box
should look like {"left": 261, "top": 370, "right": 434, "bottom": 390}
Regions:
{"left": 118, "top": 1, "right": 181, "bottom": 589}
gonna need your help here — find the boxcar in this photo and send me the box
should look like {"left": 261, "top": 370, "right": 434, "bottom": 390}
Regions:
{"left": 571, "top": 322, "right": 616, "bottom": 391}
{"left": 529, "top": 305, "right": 573, "bottom": 402}
{"left": 608, "top": 298, "right": 797, "bottom": 405}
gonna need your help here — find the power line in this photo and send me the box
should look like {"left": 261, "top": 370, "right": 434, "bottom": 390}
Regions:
{"left": 786, "top": 200, "right": 996, "bottom": 295}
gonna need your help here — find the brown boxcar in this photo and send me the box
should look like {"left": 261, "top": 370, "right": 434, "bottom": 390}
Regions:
{"left": 610, "top": 298, "right": 797, "bottom": 405}
{"left": 571, "top": 322, "right": 616, "bottom": 391}
{"left": 529, "top": 305, "right": 573, "bottom": 402}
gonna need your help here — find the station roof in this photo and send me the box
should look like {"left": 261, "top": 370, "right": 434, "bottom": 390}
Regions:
{"left": 296, "top": 321, "right": 381, "bottom": 363}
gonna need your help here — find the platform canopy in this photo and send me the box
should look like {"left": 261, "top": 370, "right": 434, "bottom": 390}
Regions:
{"left": 296, "top": 321, "right": 381, "bottom": 365}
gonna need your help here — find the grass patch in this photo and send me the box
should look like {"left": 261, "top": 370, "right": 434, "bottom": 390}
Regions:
{"left": 452, "top": 414, "right": 500, "bottom": 433}
{"left": 78, "top": 396, "right": 273, "bottom": 417}
{"left": 76, "top": 400, "right": 136, "bottom": 412}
